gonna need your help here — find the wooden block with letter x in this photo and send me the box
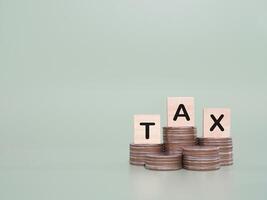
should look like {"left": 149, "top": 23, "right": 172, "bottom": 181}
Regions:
{"left": 167, "top": 97, "right": 195, "bottom": 127}
{"left": 134, "top": 115, "right": 161, "bottom": 144}
{"left": 203, "top": 108, "right": 231, "bottom": 138}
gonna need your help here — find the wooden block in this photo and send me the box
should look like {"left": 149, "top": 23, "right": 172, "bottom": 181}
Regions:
{"left": 134, "top": 115, "right": 161, "bottom": 144}
{"left": 167, "top": 97, "right": 195, "bottom": 127}
{"left": 203, "top": 108, "right": 231, "bottom": 138}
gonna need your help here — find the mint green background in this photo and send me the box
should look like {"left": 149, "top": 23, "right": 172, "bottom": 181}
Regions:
{"left": 0, "top": 0, "right": 267, "bottom": 199}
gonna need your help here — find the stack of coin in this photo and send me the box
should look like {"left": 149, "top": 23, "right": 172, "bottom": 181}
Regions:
{"left": 129, "top": 144, "right": 164, "bottom": 166}
{"left": 145, "top": 153, "right": 182, "bottom": 170}
{"left": 182, "top": 146, "right": 221, "bottom": 171}
{"left": 163, "top": 127, "right": 197, "bottom": 153}
{"left": 197, "top": 137, "right": 233, "bottom": 166}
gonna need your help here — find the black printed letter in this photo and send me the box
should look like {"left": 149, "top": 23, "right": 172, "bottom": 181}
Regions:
{"left": 210, "top": 114, "right": 224, "bottom": 131}
{"left": 173, "top": 104, "right": 190, "bottom": 121}
{"left": 140, "top": 122, "right": 155, "bottom": 139}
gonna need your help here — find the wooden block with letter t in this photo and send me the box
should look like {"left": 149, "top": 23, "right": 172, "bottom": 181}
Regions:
{"left": 133, "top": 115, "right": 161, "bottom": 144}
{"left": 203, "top": 108, "right": 231, "bottom": 138}
{"left": 167, "top": 97, "right": 195, "bottom": 127}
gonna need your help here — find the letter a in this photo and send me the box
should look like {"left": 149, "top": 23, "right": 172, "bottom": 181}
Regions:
{"left": 167, "top": 97, "right": 195, "bottom": 127}
{"left": 173, "top": 104, "right": 190, "bottom": 121}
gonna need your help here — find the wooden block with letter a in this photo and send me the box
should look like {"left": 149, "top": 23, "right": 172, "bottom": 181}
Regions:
{"left": 167, "top": 97, "right": 195, "bottom": 127}
{"left": 203, "top": 108, "right": 231, "bottom": 138}
{"left": 134, "top": 115, "right": 161, "bottom": 144}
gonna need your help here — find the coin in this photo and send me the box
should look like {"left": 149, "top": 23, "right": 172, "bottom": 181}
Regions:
{"left": 183, "top": 146, "right": 220, "bottom": 152}
{"left": 182, "top": 145, "right": 221, "bottom": 171}
{"left": 183, "top": 165, "right": 220, "bottom": 171}
{"left": 197, "top": 137, "right": 234, "bottom": 166}
{"left": 129, "top": 144, "right": 164, "bottom": 166}
{"left": 144, "top": 153, "right": 182, "bottom": 171}
{"left": 163, "top": 126, "right": 197, "bottom": 154}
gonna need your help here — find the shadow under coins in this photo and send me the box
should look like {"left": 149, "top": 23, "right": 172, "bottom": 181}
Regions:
{"left": 128, "top": 164, "right": 235, "bottom": 200}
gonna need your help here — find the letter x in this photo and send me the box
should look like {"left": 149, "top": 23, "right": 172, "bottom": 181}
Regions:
{"left": 210, "top": 114, "right": 224, "bottom": 131}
